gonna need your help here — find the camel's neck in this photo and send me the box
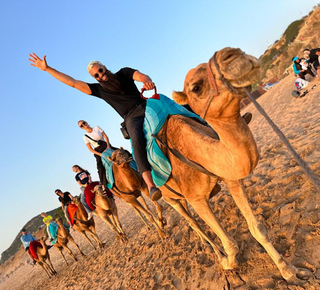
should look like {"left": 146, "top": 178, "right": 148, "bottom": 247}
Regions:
{"left": 58, "top": 224, "right": 69, "bottom": 236}
{"left": 76, "top": 203, "right": 88, "bottom": 220}
{"left": 38, "top": 241, "right": 48, "bottom": 256}
{"left": 113, "top": 164, "right": 142, "bottom": 192}
{"left": 166, "top": 114, "right": 259, "bottom": 180}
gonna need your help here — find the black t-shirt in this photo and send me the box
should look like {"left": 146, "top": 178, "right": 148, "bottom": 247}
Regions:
{"left": 75, "top": 170, "right": 90, "bottom": 185}
{"left": 309, "top": 48, "right": 320, "bottom": 63}
{"left": 58, "top": 192, "right": 72, "bottom": 206}
{"left": 88, "top": 67, "right": 145, "bottom": 119}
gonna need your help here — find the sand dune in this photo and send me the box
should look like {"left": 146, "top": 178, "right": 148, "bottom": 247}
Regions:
{"left": 1, "top": 74, "right": 320, "bottom": 290}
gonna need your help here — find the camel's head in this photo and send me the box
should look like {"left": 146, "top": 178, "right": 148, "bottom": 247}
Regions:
{"left": 108, "top": 147, "right": 133, "bottom": 167}
{"left": 93, "top": 184, "right": 104, "bottom": 195}
{"left": 72, "top": 196, "right": 81, "bottom": 205}
{"left": 173, "top": 47, "right": 260, "bottom": 120}
{"left": 55, "top": 217, "right": 63, "bottom": 224}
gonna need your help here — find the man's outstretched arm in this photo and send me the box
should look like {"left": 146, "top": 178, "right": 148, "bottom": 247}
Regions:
{"left": 29, "top": 53, "right": 92, "bottom": 95}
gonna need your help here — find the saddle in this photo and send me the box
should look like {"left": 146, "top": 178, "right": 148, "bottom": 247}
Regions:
{"left": 84, "top": 181, "right": 100, "bottom": 210}
{"left": 67, "top": 203, "right": 78, "bottom": 225}
{"left": 28, "top": 240, "right": 42, "bottom": 259}
{"left": 143, "top": 94, "right": 202, "bottom": 187}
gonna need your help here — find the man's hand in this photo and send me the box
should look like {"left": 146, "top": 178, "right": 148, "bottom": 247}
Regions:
{"left": 142, "top": 82, "right": 155, "bottom": 91}
{"left": 29, "top": 53, "right": 48, "bottom": 71}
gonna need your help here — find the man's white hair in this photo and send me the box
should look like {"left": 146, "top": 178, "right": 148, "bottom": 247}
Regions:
{"left": 87, "top": 61, "right": 104, "bottom": 72}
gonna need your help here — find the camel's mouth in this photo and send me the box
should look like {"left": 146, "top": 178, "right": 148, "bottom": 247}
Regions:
{"left": 213, "top": 48, "right": 260, "bottom": 88}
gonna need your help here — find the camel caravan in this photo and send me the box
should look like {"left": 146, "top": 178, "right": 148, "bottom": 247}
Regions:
{"left": 23, "top": 47, "right": 316, "bottom": 285}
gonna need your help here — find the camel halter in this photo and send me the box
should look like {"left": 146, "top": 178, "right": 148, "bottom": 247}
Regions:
{"left": 203, "top": 52, "right": 244, "bottom": 120}
{"left": 207, "top": 52, "right": 320, "bottom": 192}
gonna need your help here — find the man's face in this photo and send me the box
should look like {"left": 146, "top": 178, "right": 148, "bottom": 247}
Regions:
{"left": 89, "top": 64, "right": 108, "bottom": 81}
{"left": 78, "top": 120, "right": 89, "bottom": 130}
{"left": 55, "top": 190, "right": 63, "bottom": 196}
{"left": 21, "top": 231, "right": 26, "bottom": 236}
{"left": 304, "top": 50, "right": 310, "bottom": 56}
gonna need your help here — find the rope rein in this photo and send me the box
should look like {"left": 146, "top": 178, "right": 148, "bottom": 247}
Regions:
{"left": 243, "top": 87, "right": 320, "bottom": 192}
{"left": 206, "top": 52, "right": 320, "bottom": 192}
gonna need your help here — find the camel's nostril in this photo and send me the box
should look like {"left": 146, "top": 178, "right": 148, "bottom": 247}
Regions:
{"left": 223, "top": 53, "right": 234, "bottom": 62}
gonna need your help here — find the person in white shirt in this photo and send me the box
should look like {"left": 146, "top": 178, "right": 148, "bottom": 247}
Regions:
{"left": 78, "top": 120, "right": 112, "bottom": 192}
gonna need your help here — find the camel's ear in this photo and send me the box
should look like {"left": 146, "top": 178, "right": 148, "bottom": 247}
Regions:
{"left": 172, "top": 91, "right": 188, "bottom": 105}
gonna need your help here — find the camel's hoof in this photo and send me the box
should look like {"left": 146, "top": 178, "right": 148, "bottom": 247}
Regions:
{"left": 220, "top": 256, "right": 238, "bottom": 270}
{"left": 160, "top": 218, "right": 167, "bottom": 227}
{"left": 295, "top": 267, "right": 313, "bottom": 281}
{"left": 282, "top": 266, "right": 312, "bottom": 285}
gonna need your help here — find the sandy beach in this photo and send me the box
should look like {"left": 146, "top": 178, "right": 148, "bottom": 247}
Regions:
{"left": 1, "top": 74, "right": 320, "bottom": 290}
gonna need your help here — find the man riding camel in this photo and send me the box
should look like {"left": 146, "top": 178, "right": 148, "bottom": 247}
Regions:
{"left": 20, "top": 229, "right": 38, "bottom": 265}
{"left": 29, "top": 53, "right": 162, "bottom": 201}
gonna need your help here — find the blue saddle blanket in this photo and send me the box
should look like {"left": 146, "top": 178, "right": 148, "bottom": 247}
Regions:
{"left": 48, "top": 222, "right": 59, "bottom": 244}
{"left": 101, "top": 148, "right": 138, "bottom": 189}
{"left": 143, "top": 94, "right": 202, "bottom": 186}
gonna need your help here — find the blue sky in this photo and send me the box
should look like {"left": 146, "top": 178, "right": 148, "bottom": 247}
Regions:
{"left": 0, "top": 0, "right": 318, "bottom": 255}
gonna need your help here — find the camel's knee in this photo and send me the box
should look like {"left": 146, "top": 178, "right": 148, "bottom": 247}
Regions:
{"left": 249, "top": 221, "right": 270, "bottom": 244}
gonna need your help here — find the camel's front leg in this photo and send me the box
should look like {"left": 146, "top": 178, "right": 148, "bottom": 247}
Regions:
{"left": 224, "top": 179, "right": 311, "bottom": 284}
{"left": 141, "top": 187, "right": 166, "bottom": 227}
{"left": 162, "top": 195, "right": 228, "bottom": 265}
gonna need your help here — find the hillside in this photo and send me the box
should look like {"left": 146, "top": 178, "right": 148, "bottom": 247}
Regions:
{"left": 0, "top": 207, "right": 64, "bottom": 265}
{"left": 259, "top": 4, "right": 320, "bottom": 84}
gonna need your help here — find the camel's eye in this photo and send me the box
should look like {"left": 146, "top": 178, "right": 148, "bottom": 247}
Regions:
{"left": 192, "top": 85, "right": 201, "bottom": 93}
{"left": 191, "top": 80, "right": 203, "bottom": 93}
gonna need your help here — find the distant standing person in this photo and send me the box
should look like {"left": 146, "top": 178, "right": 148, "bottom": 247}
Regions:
{"left": 292, "top": 56, "right": 315, "bottom": 80}
{"left": 55, "top": 189, "right": 74, "bottom": 226}
{"left": 303, "top": 48, "right": 320, "bottom": 80}
{"left": 20, "top": 229, "right": 37, "bottom": 264}
{"left": 78, "top": 121, "right": 114, "bottom": 193}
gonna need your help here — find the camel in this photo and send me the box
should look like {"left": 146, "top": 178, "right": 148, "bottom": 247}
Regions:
{"left": 107, "top": 150, "right": 166, "bottom": 240}
{"left": 90, "top": 183, "right": 128, "bottom": 242}
{"left": 53, "top": 217, "right": 85, "bottom": 265}
{"left": 71, "top": 196, "right": 103, "bottom": 249}
{"left": 34, "top": 237, "right": 56, "bottom": 278}
{"left": 141, "top": 47, "right": 309, "bottom": 284}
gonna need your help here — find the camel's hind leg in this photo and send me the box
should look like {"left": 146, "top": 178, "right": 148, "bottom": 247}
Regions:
{"left": 87, "top": 226, "right": 103, "bottom": 248}
{"left": 96, "top": 208, "right": 126, "bottom": 242}
{"left": 129, "top": 200, "right": 166, "bottom": 240}
{"left": 162, "top": 196, "right": 227, "bottom": 264}
{"left": 61, "top": 244, "right": 78, "bottom": 262}
{"left": 55, "top": 246, "right": 69, "bottom": 266}
{"left": 45, "top": 256, "right": 57, "bottom": 275}
{"left": 67, "top": 235, "right": 85, "bottom": 256}
{"left": 78, "top": 231, "right": 97, "bottom": 250}
{"left": 37, "top": 261, "right": 52, "bottom": 278}
{"left": 224, "top": 179, "right": 311, "bottom": 284}
{"left": 129, "top": 202, "right": 151, "bottom": 229}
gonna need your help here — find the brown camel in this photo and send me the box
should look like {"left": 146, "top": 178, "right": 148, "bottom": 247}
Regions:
{"left": 144, "top": 47, "right": 309, "bottom": 284}
{"left": 71, "top": 196, "right": 103, "bottom": 249}
{"left": 54, "top": 217, "right": 85, "bottom": 265}
{"left": 34, "top": 237, "right": 56, "bottom": 278}
{"left": 107, "top": 150, "right": 166, "bottom": 240}
{"left": 91, "top": 184, "right": 128, "bottom": 242}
